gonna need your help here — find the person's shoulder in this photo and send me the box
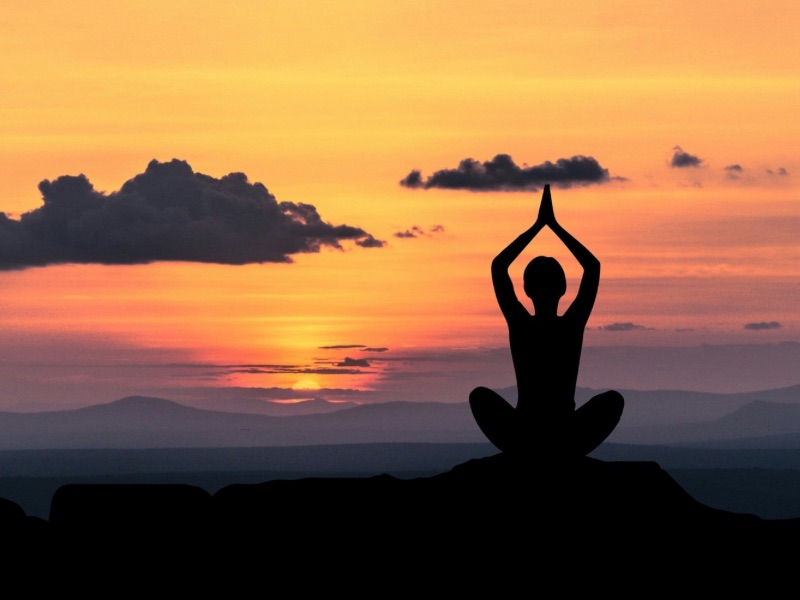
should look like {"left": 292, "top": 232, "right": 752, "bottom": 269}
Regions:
{"left": 505, "top": 306, "right": 532, "bottom": 326}
{"left": 559, "top": 309, "right": 592, "bottom": 334}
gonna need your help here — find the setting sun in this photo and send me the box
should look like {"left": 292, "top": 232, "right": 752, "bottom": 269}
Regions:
{"left": 292, "top": 379, "right": 321, "bottom": 391}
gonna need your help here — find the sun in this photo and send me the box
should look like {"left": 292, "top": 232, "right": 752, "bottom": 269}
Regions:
{"left": 292, "top": 379, "right": 321, "bottom": 391}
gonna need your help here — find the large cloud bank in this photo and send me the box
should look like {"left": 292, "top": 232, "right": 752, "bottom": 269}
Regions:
{"left": 400, "top": 154, "right": 611, "bottom": 191}
{"left": 0, "top": 159, "right": 383, "bottom": 269}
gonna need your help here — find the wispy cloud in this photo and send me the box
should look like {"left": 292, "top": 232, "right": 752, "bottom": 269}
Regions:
{"left": 744, "top": 321, "right": 781, "bottom": 331}
{"left": 599, "top": 322, "right": 653, "bottom": 332}
{"left": 393, "top": 225, "right": 446, "bottom": 239}
{"left": 319, "top": 344, "right": 367, "bottom": 350}
{"left": 766, "top": 167, "right": 789, "bottom": 176}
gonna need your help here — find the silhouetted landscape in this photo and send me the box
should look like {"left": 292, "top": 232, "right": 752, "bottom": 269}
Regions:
{"left": 3, "top": 385, "right": 800, "bottom": 524}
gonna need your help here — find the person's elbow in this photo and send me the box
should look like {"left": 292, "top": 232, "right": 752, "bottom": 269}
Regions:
{"left": 491, "top": 257, "right": 508, "bottom": 277}
{"left": 586, "top": 256, "right": 601, "bottom": 274}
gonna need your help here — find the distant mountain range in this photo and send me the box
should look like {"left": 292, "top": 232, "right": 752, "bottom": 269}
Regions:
{"left": 611, "top": 399, "right": 800, "bottom": 447}
{"left": 0, "top": 396, "right": 483, "bottom": 449}
{"left": 0, "top": 384, "right": 796, "bottom": 450}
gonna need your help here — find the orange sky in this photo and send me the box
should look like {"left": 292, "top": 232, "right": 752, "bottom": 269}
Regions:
{"left": 0, "top": 1, "right": 798, "bottom": 410}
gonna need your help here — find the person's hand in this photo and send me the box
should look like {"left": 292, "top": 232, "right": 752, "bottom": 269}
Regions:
{"left": 536, "top": 184, "right": 555, "bottom": 227}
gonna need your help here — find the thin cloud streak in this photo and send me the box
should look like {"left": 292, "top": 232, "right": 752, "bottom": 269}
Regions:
{"left": 744, "top": 321, "right": 781, "bottom": 331}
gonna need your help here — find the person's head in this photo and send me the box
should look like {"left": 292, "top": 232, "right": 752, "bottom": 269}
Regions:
{"left": 523, "top": 256, "right": 566, "bottom": 306}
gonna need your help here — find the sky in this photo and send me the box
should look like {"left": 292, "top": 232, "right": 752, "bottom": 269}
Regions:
{"left": 0, "top": 0, "right": 798, "bottom": 411}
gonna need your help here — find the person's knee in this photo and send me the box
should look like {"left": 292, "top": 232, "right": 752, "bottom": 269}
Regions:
{"left": 585, "top": 389, "right": 624, "bottom": 419}
{"left": 604, "top": 390, "right": 624, "bottom": 417}
{"left": 469, "top": 386, "right": 492, "bottom": 406}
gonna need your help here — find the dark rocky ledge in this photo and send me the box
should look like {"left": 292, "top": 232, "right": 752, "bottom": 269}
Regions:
{"left": 3, "top": 455, "right": 798, "bottom": 588}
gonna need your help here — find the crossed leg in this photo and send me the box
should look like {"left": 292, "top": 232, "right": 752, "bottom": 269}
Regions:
{"left": 469, "top": 386, "right": 517, "bottom": 453}
{"left": 469, "top": 387, "right": 624, "bottom": 457}
{"left": 573, "top": 390, "right": 624, "bottom": 456}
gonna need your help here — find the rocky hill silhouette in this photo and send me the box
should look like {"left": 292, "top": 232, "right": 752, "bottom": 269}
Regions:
{"left": 3, "top": 451, "right": 799, "bottom": 587}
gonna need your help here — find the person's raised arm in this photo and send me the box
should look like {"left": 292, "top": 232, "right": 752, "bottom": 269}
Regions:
{"left": 491, "top": 186, "right": 550, "bottom": 320}
{"left": 545, "top": 190, "right": 600, "bottom": 323}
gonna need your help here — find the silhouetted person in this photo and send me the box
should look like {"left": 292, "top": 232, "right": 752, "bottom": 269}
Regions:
{"left": 470, "top": 184, "right": 623, "bottom": 461}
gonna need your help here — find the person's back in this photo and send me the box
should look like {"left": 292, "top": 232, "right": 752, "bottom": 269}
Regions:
{"left": 470, "top": 185, "right": 623, "bottom": 460}
{"left": 510, "top": 310, "right": 584, "bottom": 421}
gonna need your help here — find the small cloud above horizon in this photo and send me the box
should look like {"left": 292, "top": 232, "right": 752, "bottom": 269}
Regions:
{"left": 319, "top": 344, "right": 367, "bottom": 350}
{"left": 400, "top": 154, "right": 613, "bottom": 191}
{"left": 355, "top": 234, "right": 386, "bottom": 248}
{"left": 0, "top": 159, "right": 384, "bottom": 270}
{"left": 336, "top": 357, "right": 371, "bottom": 368}
{"left": 210, "top": 363, "right": 367, "bottom": 377}
{"left": 766, "top": 167, "right": 789, "bottom": 176}
{"left": 671, "top": 146, "right": 703, "bottom": 168}
{"left": 724, "top": 164, "right": 743, "bottom": 181}
{"left": 319, "top": 343, "right": 388, "bottom": 353}
{"left": 599, "top": 322, "right": 653, "bottom": 332}
{"left": 393, "top": 225, "right": 446, "bottom": 239}
{"left": 744, "top": 321, "right": 781, "bottom": 331}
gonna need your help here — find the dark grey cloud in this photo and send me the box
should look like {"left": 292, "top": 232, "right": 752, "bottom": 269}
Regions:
{"left": 671, "top": 147, "right": 703, "bottom": 168}
{"left": 724, "top": 164, "right": 743, "bottom": 172}
{"left": 362, "top": 347, "right": 388, "bottom": 353}
{"left": 600, "top": 322, "right": 652, "bottom": 332}
{"left": 744, "top": 321, "right": 781, "bottom": 331}
{"left": 394, "top": 226, "right": 424, "bottom": 239}
{"left": 394, "top": 225, "right": 446, "bottom": 239}
{"left": 400, "top": 154, "right": 612, "bottom": 191}
{"left": 355, "top": 234, "right": 386, "bottom": 248}
{"left": 319, "top": 344, "right": 367, "bottom": 350}
{"left": 336, "top": 357, "right": 371, "bottom": 367}
{"left": 0, "top": 159, "right": 383, "bottom": 270}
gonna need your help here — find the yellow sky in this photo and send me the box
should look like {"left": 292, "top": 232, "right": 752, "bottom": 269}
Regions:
{"left": 0, "top": 1, "right": 798, "bottom": 408}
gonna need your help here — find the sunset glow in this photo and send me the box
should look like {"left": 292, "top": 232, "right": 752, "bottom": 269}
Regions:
{"left": 1, "top": 1, "right": 798, "bottom": 410}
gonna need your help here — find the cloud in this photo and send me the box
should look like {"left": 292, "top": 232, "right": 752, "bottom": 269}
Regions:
{"left": 355, "top": 234, "right": 386, "bottom": 248}
{"left": 671, "top": 147, "right": 703, "bottom": 168}
{"left": 744, "top": 321, "right": 781, "bottom": 331}
{"left": 0, "top": 159, "right": 383, "bottom": 270}
{"left": 394, "top": 226, "right": 424, "bottom": 239}
{"left": 394, "top": 224, "right": 446, "bottom": 239}
{"left": 362, "top": 347, "right": 388, "bottom": 352}
{"left": 335, "top": 357, "right": 371, "bottom": 367}
{"left": 319, "top": 344, "right": 367, "bottom": 350}
{"left": 400, "top": 154, "right": 612, "bottom": 191}
{"left": 600, "top": 322, "right": 652, "bottom": 332}
{"left": 724, "top": 164, "right": 743, "bottom": 180}
{"left": 767, "top": 167, "right": 789, "bottom": 176}
{"left": 223, "top": 365, "right": 364, "bottom": 375}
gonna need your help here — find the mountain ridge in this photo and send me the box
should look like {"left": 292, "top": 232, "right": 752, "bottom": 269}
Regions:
{"left": 1, "top": 385, "right": 799, "bottom": 450}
